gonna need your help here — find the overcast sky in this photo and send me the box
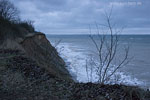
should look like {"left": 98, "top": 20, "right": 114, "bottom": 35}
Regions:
{"left": 10, "top": 0, "right": 150, "bottom": 34}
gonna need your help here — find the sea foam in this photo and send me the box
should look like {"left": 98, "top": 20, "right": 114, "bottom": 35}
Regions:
{"left": 52, "top": 42, "right": 144, "bottom": 86}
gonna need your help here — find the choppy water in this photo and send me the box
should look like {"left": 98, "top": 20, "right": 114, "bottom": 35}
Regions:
{"left": 47, "top": 34, "right": 150, "bottom": 87}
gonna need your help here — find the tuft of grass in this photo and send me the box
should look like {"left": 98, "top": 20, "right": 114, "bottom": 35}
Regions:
{"left": 0, "top": 15, "right": 35, "bottom": 44}
{"left": 18, "top": 21, "right": 35, "bottom": 33}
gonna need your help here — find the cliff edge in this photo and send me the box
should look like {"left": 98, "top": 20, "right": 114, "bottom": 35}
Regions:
{"left": 0, "top": 32, "right": 72, "bottom": 81}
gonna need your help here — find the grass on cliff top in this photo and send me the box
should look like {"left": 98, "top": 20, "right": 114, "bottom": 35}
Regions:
{"left": 0, "top": 0, "right": 36, "bottom": 44}
{"left": 0, "top": 16, "right": 36, "bottom": 43}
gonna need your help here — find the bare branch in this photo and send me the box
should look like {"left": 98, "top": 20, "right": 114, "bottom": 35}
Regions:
{"left": 0, "top": 0, "right": 19, "bottom": 21}
{"left": 88, "top": 8, "right": 130, "bottom": 84}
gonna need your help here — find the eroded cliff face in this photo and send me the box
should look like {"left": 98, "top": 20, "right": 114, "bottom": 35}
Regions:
{"left": 0, "top": 32, "right": 72, "bottom": 81}
{"left": 20, "top": 33, "right": 72, "bottom": 81}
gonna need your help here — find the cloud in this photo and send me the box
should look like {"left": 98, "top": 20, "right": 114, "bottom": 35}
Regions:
{"left": 10, "top": 0, "right": 150, "bottom": 34}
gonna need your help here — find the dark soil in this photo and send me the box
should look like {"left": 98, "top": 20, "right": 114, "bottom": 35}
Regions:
{"left": 0, "top": 49, "right": 150, "bottom": 100}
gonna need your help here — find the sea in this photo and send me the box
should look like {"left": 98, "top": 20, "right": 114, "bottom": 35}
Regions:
{"left": 47, "top": 34, "right": 150, "bottom": 88}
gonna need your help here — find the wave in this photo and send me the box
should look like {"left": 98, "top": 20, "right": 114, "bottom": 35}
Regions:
{"left": 52, "top": 42, "right": 144, "bottom": 86}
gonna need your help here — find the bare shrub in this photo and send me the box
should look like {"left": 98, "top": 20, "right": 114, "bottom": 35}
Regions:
{"left": 19, "top": 20, "right": 35, "bottom": 33}
{"left": 0, "top": 0, "right": 19, "bottom": 21}
{"left": 86, "top": 54, "right": 96, "bottom": 82}
{"left": 0, "top": 0, "right": 36, "bottom": 42}
{"left": 87, "top": 11, "right": 130, "bottom": 84}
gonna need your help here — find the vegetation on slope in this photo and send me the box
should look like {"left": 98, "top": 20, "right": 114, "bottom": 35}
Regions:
{"left": 0, "top": 0, "right": 35, "bottom": 43}
{"left": 0, "top": 0, "right": 150, "bottom": 100}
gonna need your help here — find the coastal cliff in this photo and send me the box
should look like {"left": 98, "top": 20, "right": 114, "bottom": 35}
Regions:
{"left": 0, "top": 32, "right": 74, "bottom": 99}
{"left": 0, "top": 0, "right": 150, "bottom": 99}
{"left": 20, "top": 33, "right": 72, "bottom": 81}
{"left": 0, "top": 32, "right": 72, "bottom": 81}
{"left": 0, "top": 33, "right": 150, "bottom": 100}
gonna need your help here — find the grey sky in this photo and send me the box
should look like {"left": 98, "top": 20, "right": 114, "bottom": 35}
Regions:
{"left": 10, "top": 0, "right": 150, "bottom": 34}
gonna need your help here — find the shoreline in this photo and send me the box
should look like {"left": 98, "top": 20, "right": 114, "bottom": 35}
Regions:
{"left": 0, "top": 48, "right": 150, "bottom": 100}
{"left": 52, "top": 41, "right": 146, "bottom": 86}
